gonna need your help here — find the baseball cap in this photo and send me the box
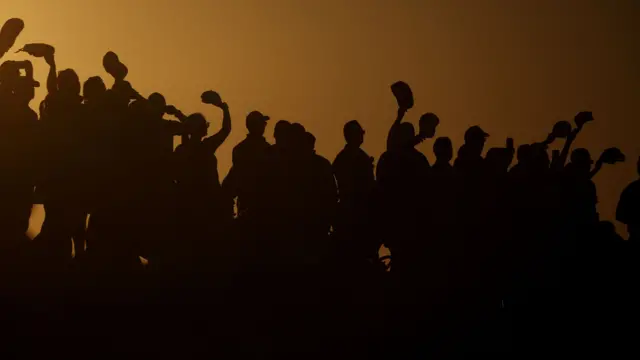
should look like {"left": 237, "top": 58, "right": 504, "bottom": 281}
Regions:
{"left": 464, "top": 125, "right": 489, "bottom": 143}
{"left": 246, "top": 110, "right": 270, "bottom": 128}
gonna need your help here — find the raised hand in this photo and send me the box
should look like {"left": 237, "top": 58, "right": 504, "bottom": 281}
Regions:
{"left": 574, "top": 111, "right": 594, "bottom": 129}
{"left": 552, "top": 120, "right": 572, "bottom": 139}
{"left": 599, "top": 147, "right": 625, "bottom": 165}
{"left": 506, "top": 137, "right": 514, "bottom": 150}
{"left": 201, "top": 90, "right": 223, "bottom": 107}
{"left": 103, "top": 51, "right": 128, "bottom": 81}
{"left": 165, "top": 105, "right": 180, "bottom": 116}
{"left": 0, "top": 18, "right": 24, "bottom": 59}
{"left": 16, "top": 43, "right": 55, "bottom": 58}
{"left": 44, "top": 52, "right": 55, "bottom": 66}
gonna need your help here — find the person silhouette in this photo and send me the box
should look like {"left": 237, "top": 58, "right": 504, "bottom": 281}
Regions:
{"left": 132, "top": 92, "right": 187, "bottom": 257}
{"left": 223, "top": 110, "right": 271, "bottom": 218}
{"left": 564, "top": 148, "right": 600, "bottom": 226}
{"left": 376, "top": 111, "right": 429, "bottom": 276}
{"left": 454, "top": 125, "right": 488, "bottom": 174}
{"left": 300, "top": 130, "right": 337, "bottom": 251}
{"left": 83, "top": 76, "right": 106, "bottom": 107}
{"left": 0, "top": 60, "right": 38, "bottom": 249}
{"left": 432, "top": 137, "right": 454, "bottom": 175}
{"left": 83, "top": 76, "right": 143, "bottom": 271}
{"left": 173, "top": 92, "right": 232, "bottom": 268}
{"left": 332, "top": 120, "right": 377, "bottom": 264}
{"left": 33, "top": 50, "right": 85, "bottom": 264}
{"left": 616, "top": 156, "right": 640, "bottom": 243}
{"left": 452, "top": 125, "right": 495, "bottom": 323}
{"left": 69, "top": 76, "right": 108, "bottom": 258}
{"left": 386, "top": 107, "right": 409, "bottom": 151}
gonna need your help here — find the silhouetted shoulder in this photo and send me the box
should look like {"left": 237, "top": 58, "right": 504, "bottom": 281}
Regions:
{"left": 617, "top": 179, "right": 640, "bottom": 225}
{"left": 333, "top": 146, "right": 372, "bottom": 168}
{"left": 233, "top": 135, "right": 270, "bottom": 164}
{"left": 162, "top": 118, "right": 185, "bottom": 136}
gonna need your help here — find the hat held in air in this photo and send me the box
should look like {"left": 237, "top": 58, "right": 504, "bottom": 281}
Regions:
{"left": 0, "top": 18, "right": 24, "bottom": 59}
{"left": 391, "top": 81, "right": 414, "bottom": 110}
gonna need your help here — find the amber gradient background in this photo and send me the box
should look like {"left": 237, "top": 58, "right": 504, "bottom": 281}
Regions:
{"left": 2, "top": 0, "right": 638, "bottom": 238}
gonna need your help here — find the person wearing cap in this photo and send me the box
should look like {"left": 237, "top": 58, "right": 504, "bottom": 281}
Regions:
{"left": 223, "top": 110, "right": 271, "bottom": 217}
{"left": 174, "top": 93, "right": 231, "bottom": 199}
{"left": 454, "top": 125, "right": 489, "bottom": 174}
{"left": 172, "top": 93, "right": 231, "bottom": 262}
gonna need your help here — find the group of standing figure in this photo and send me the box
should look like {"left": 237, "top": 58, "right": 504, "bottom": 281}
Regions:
{"left": 0, "top": 39, "right": 639, "bottom": 275}
{"left": 2, "top": 19, "right": 640, "bottom": 356}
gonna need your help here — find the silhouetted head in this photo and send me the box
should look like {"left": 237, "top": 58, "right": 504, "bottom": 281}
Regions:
{"left": 570, "top": 148, "right": 593, "bottom": 176}
{"left": 397, "top": 122, "right": 416, "bottom": 149}
{"left": 246, "top": 110, "right": 270, "bottom": 136}
{"left": 419, "top": 113, "right": 439, "bottom": 139}
{"left": 274, "top": 120, "right": 292, "bottom": 146}
{"left": 304, "top": 131, "right": 316, "bottom": 153}
{"left": 530, "top": 143, "right": 550, "bottom": 171}
{"left": 343, "top": 120, "right": 364, "bottom": 147}
{"left": 0, "top": 61, "right": 20, "bottom": 90}
{"left": 185, "top": 113, "right": 209, "bottom": 139}
{"left": 433, "top": 137, "right": 453, "bottom": 164}
{"left": 148, "top": 92, "right": 167, "bottom": 118}
{"left": 517, "top": 144, "right": 532, "bottom": 165}
{"left": 83, "top": 76, "right": 106, "bottom": 103}
{"left": 58, "top": 69, "right": 80, "bottom": 96}
{"left": 464, "top": 126, "right": 489, "bottom": 154}
{"left": 13, "top": 77, "right": 37, "bottom": 104}
{"left": 289, "top": 123, "right": 307, "bottom": 151}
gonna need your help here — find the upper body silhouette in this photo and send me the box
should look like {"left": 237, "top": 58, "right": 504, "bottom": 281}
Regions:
{"left": 616, "top": 156, "right": 640, "bottom": 242}
{"left": 333, "top": 120, "right": 375, "bottom": 209}
{"left": 224, "top": 110, "right": 271, "bottom": 217}
{"left": 174, "top": 92, "right": 231, "bottom": 198}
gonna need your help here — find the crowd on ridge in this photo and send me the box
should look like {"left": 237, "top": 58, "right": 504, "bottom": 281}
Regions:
{"left": 2, "top": 18, "right": 640, "bottom": 357}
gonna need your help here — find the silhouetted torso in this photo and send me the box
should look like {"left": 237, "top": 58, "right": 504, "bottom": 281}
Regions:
{"left": 333, "top": 144, "right": 375, "bottom": 208}
{"left": 617, "top": 179, "right": 640, "bottom": 242}
{"left": 228, "top": 134, "right": 270, "bottom": 215}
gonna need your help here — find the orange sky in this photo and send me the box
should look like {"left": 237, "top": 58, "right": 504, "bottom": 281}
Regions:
{"left": 2, "top": 0, "right": 639, "bottom": 236}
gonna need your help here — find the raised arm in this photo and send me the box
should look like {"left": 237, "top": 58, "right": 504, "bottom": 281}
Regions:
{"left": 555, "top": 112, "right": 594, "bottom": 170}
{"left": 589, "top": 157, "right": 603, "bottom": 179}
{"left": 555, "top": 126, "right": 583, "bottom": 170}
{"left": 165, "top": 104, "right": 188, "bottom": 144}
{"left": 386, "top": 107, "right": 407, "bottom": 151}
{"left": 44, "top": 53, "right": 57, "bottom": 94}
{"left": 203, "top": 102, "right": 231, "bottom": 153}
{"left": 591, "top": 147, "right": 625, "bottom": 179}
{"left": 166, "top": 105, "right": 187, "bottom": 122}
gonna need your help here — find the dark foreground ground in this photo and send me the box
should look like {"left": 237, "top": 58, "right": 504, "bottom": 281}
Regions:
{"left": 1, "top": 239, "right": 638, "bottom": 359}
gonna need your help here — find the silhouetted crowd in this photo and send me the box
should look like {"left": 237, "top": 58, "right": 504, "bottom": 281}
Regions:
{"left": 2, "top": 20, "right": 640, "bottom": 358}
